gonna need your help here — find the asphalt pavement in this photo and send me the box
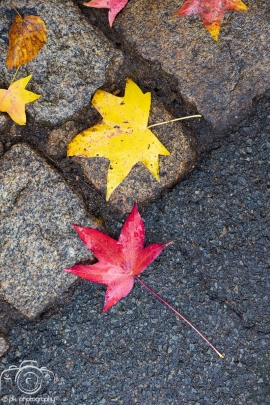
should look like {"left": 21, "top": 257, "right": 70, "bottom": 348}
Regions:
{"left": 0, "top": 92, "right": 269, "bottom": 405}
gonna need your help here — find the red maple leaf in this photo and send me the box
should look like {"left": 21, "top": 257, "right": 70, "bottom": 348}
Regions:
{"left": 65, "top": 204, "right": 224, "bottom": 357}
{"left": 175, "top": 0, "right": 248, "bottom": 41}
{"left": 83, "top": 0, "right": 128, "bottom": 27}
{"left": 65, "top": 204, "right": 168, "bottom": 311}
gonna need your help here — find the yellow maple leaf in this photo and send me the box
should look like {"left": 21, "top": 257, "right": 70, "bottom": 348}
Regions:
{"left": 0, "top": 75, "right": 41, "bottom": 125}
{"left": 67, "top": 78, "right": 170, "bottom": 200}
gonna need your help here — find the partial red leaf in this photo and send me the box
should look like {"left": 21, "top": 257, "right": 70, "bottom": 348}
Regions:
{"left": 104, "top": 277, "right": 134, "bottom": 311}
{"left": 72, "top": 225, "right": 124, "bottom": 266}
{"left": 66, "top": 263, "right": 124, "bottom": 284}
{"left": 65, "top": 204, "right": 168, "bottom": 311}
{"left": 133, "top": 244, "right": 166, "bottom": 275}
{"left": 118, "top": 201, "right": 145, "bottom": 269}
{"left": 175, "top": 0, "right": 248, "bottom": 41}
{"left": 83, "top": 0, "right": 128, "bottom": 27}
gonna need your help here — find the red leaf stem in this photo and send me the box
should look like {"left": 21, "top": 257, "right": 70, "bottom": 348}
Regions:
{"left": 135, "top": 275, "right": 224, "bottom": 358}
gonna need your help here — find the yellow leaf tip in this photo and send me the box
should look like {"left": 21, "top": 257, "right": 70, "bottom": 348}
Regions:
{"left": 237, "top": 1, "right": 248, "bottom": 11}
{"left": 205, "top": 21, "right": 220, "bottom": 41}
{"left": 210, "top": 31, "right": 219, "bottom": 41}
{"left": 106, "top": 185, "right": 115, "bottom": 201}
{"left": 219, "top": 353, "right": 225, "bottom": 359}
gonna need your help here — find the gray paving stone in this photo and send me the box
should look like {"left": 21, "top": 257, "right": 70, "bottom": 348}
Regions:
{"left": 0, "top": 143, "right": 97, "bottom": 318}
{"left": 0, "top": 337, "right": 9, "bottom": 357}
{"left": 0, "top": 116, "right": 8, "bottom": 133}
{"left": 0, "top": 0, "right": 122, "bottom": 125}
{"left": 46, "top": 120, "right": 85, "bottom": 158}
{"left": 116, "top": 0, "right": 270, "bottom": 132}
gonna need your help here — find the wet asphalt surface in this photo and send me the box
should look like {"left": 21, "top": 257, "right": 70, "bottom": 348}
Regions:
{"left": 0, "top": 94, "right": 269, "bottom": 404}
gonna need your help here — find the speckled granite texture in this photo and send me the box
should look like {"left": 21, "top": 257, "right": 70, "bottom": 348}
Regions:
{"left": 0, "top": 143, "right": 97, "bottom": 318}
{"left": 116, "top": 0, "right": 270, "bottom": 132}
{"left": 0, "top": 0, "right": 122, "bottom": 125}
{"left": 0, "top": 337, "right": 9, "bottom": 357}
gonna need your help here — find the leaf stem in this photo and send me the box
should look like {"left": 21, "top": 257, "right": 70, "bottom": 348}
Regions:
{"left": 134, "top": 275, "right": 224, "bottom": 358}
{"left": 10, "top": 66, "right": 20, "bottom": 85}
{"left": 10, "top": 2, "right": 22, "bottom": 18}
{"left": 147, "top": 114, "right": 202, "bottom": 129}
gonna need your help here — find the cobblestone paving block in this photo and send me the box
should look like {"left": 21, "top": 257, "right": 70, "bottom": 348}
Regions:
{"left": 0, "top": 143, "right": 97, "bottom": 318}
{"left": 116, "top": 0, "right": 270, "bottom": 132}
{"left": 46, "top": 120, "right": 86, "bottom": 158}
{"left": 0, "top": 116, "right": 9, "bottom": 134}
{"left": 0, "top": 0, "right": 122, "bottom": 125}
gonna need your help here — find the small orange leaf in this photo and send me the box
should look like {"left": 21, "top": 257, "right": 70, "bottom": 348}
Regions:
{"left": 0, "top": 75, "right": 41, "bottom": 125}
{"left": 175, "top": 0, "right": 248, "bottom": 41}
{"left": 6, "top": 14, "right": 47, "bottom": 70}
